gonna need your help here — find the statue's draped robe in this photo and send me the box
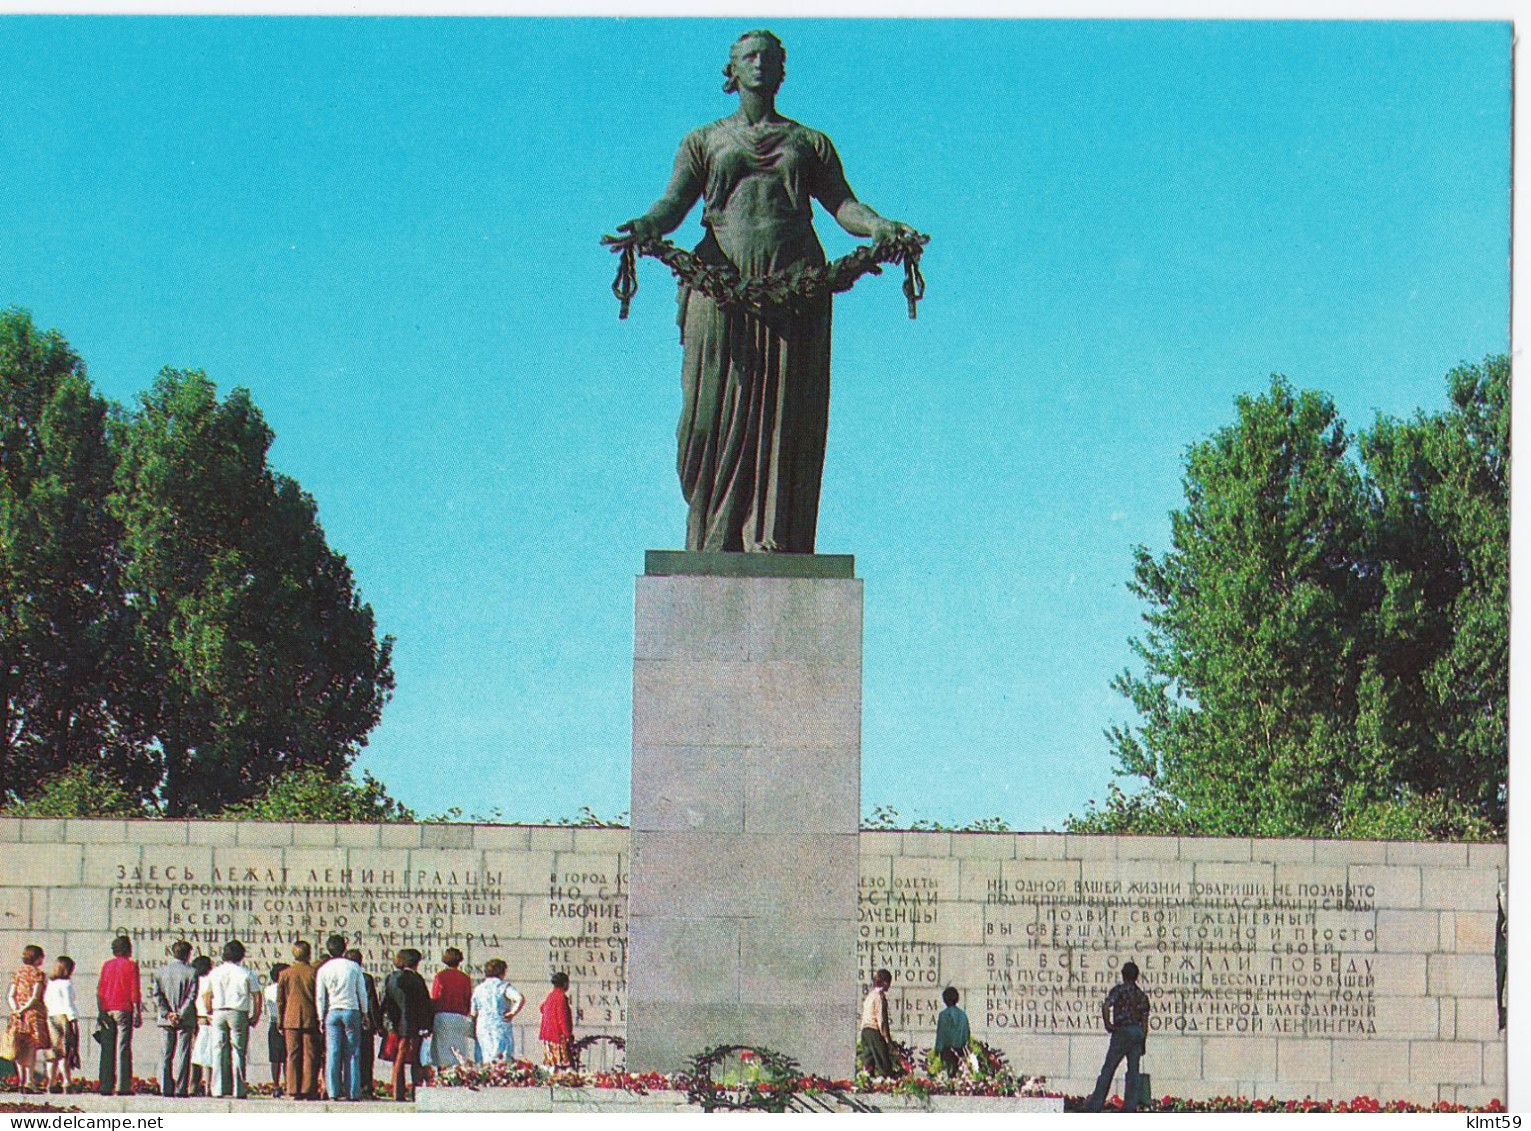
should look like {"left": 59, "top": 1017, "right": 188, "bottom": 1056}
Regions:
{"left": 665, "top": 113, "right": 855, "bottom": 553}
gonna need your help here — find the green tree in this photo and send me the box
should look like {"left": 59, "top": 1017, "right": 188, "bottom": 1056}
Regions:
{"left": 0, "top": 310, "right": 151, "bottom": 805}
{"left": 1081, "top": 361, "right": 1508, "bottom": 840}
{"left": 1061, "top": 783, "right": 1190, "bottom": 836}
{"left": 1, "top": 762, "right": 153, "bottom": 818}
{"left": 1098, "top": 376, "right": 1374, "bottom": 837}
{"left": 1357, "top": 356, "right": 1508, "bottom": 834}
{"left": 112, "top": 368, "right": 395, "bottom": 815}
{"left": 222, "top": 766, "right": 414, "bottom": 823}
{"left": 861, "top": 805, "right": 1012, "bottom": 832}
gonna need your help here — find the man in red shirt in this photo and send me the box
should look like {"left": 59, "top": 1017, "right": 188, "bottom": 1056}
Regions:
{"left": 97, "top": 935, "right": 143, "bottom": 1095}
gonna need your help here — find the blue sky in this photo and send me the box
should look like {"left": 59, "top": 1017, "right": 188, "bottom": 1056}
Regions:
{"left": 0, "top": 18, "right": 1511, "bottom": 828}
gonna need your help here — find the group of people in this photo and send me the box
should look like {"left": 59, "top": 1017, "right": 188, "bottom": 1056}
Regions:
{"left": 4, "top": 938, "right": 579, "bottom": 1103}
{"left": 11, "top": 935, "right": 1151, "bottom": 1107}
{"left": 3, "top": 947, "right": 78, "bottom": 1094}
{"left": 856, "top": 968, "right": 974, "bottom": 1079}
{"left": 858, "top": 961, "right": 1152, "bottom": 1112}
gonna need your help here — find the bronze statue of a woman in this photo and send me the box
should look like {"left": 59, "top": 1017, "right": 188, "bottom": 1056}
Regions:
{"left": 618, "top": 30, "right": 918, "bottom": 554}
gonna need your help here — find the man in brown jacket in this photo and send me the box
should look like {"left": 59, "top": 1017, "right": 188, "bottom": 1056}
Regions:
{"left": 277, "top": 942, "right": 321, "bottom": 1100}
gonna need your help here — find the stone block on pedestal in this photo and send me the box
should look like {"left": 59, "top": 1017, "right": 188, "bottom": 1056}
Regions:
{"left": 627, "top": 553, "right": 861, "bottom": 1078}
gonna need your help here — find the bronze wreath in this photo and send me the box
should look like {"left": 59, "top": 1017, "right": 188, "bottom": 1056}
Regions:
{"left": 569, "top": 1033, "right": 626, "bottom": 1072}
{"left": 603, "top": 231, "right": 929, "bottom": 321}
{"left": 681, "top": 1044, "right": 802, "bottom": 1113}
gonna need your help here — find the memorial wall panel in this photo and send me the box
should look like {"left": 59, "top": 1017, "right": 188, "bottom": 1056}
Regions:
{"left": 0, "top": 821, "right": 626, "bottom": 1071}
{"left": 0, "top": 820, "right": 1503, "bottom": 1104}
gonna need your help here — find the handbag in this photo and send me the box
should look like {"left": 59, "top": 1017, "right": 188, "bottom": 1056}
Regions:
{"left": 379, "top": 1031, "right": 400, "bottom": 1062}
{"left": 65, "top": 1020, "right": 82, "bottom": 1073}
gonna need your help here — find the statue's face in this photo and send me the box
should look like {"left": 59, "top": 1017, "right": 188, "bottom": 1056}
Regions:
{"left": 730, "top": 36, "right": 784, "bottom": 93}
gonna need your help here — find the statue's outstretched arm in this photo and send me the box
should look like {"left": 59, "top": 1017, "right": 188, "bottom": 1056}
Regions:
{"left": 833, "top": 199, "right": 917, "bottom": 245}
{"left": 619, "top": 142, "right": 703, "bottom": 240}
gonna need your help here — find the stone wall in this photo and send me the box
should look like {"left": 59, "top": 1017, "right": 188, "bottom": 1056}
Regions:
{"left": 859, "top": 831, "right": 1506, "bottom": 1107}
{"left": 0, "top": 818, "right": 628, "bottom": 1068}
{"left": 0, "top": 819, "right": 1505, "bottom": 1104}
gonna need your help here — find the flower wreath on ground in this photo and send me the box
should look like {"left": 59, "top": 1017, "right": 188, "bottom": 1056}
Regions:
{"left": 1070, "top": 1095, "right": 1509, "bottom": 1114}
{"left": 428, "top": 1039, "right": 1057, "bottom": 1108}
{"left": 430, "top": 1058, "right": 671, "bottom": 1097}
{"left": 854, "top": 1037, "right": 1053, "bottom": 1099}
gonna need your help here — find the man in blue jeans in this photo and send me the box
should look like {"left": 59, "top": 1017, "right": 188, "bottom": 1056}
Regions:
{"left": 314, "top": 935, "right": 368, "bottom": 1101}
{"left": 1083, "top": 961, "right": 1150, "bottom": 1112}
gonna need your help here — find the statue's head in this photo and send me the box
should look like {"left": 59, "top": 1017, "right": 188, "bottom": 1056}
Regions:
{"left": 722, "top": 29, "right": 786, "bottom": 95}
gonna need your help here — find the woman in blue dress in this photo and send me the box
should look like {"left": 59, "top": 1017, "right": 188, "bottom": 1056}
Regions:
{"left": 469, "top": 960, "right": 525, "bottom": 1062}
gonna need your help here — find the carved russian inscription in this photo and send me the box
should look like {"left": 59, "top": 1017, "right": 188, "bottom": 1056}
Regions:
{"left": 7, "top": 821, "right": 1501, "bottom": 1100}
{"left": 859, "top": 871, "right": 945, "bottom": 1029}
{"left": 981, "top": 871, "right": 1378, "bottom": 1037}
{"left": 108, "top": 859, "right": 511, "bottom": 970}
{"left": 99, "top": 846, "right": 627, "bottom": 1045}
{"left": 547, "top": 862, "right": 627, "bottom": 1029}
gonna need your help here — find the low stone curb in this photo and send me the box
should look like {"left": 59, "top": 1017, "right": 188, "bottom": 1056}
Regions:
{"left": 415, "top": 1087, "right": 1064, "bottom": 1113}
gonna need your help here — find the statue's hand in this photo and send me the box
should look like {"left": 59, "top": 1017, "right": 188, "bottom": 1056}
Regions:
{"left": 617, "top": 217, "right": 660, "bottom": 241}
{"left": 870, "top": 219, "right": 919, "bottom": 245}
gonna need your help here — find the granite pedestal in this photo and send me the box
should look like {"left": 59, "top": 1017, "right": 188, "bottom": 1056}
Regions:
{"left": 627, "top": 551, "right": 861, "bottom": 1078}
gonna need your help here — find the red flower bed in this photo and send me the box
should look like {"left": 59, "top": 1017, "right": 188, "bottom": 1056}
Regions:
{"left": 6, "top": 1073, "right": 1503, "bottom": 1113}
{"left": 1064, "top": 1093, "right": 1507, "bottom": 1113}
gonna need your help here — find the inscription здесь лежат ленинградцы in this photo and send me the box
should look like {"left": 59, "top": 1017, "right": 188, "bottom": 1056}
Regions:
{"left": 104, "top": 852, "right": 628, "bottom": 1033}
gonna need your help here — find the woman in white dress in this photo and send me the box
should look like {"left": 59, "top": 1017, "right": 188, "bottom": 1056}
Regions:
{"left": 189, "top": 956, "right": 217, "bottom": 1093}
{"left": 42, "top": 956, "right": 78, "bottom": 1094}
{"left": 469, "top": 960, "right": 524, "bottom": 1062}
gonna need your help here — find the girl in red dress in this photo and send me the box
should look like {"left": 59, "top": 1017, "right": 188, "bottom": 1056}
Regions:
{"left": 538, "top": 972, "right": 574, "bottom": 1068}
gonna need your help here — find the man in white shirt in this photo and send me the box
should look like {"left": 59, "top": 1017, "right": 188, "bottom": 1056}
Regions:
{"left": 314, "top": 934, "right": 368, "bottom": 1101}
{"left": 858, "top": 968, "right": 896, "bottom": 1078}
{"left": 200, "top": 939, "right": 262, "bottom": 1099}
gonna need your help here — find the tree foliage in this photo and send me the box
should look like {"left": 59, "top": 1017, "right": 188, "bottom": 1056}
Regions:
{"left": 112, "top": 368, "right": 396, "bottom": 814}
{"left": 0, "top": 311, "right": 149, "bottom": 802}
{"left": 862, "top": 805, "right": 1012, "bottom": 832}
{"left": 0, "top": 763, "right": 154, "bottom": 819}
{"left": 0, "top": 311, "right": 395, "bottom": 816}
{"left": 1075, "top": 360, "right": 1507, "bottom": 840}
{"left": 1358, "top": 358, "right": 1508, "bottom": 835}
{"left": 221, "top": 767, "right": 415, "bottom": 823}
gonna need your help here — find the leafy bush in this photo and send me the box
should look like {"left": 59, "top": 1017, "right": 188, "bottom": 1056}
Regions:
{"left": 862, "top": 805, "right": 1011, "bottom": 832}
{"left": 220, "top": 767, "right": 415, "bottom": 823}
{"left": 2, "top": 763, "right": 154, "bottom": 818}
{"left": 1336, "top": 791, "right": 1495, "bottom": 842}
